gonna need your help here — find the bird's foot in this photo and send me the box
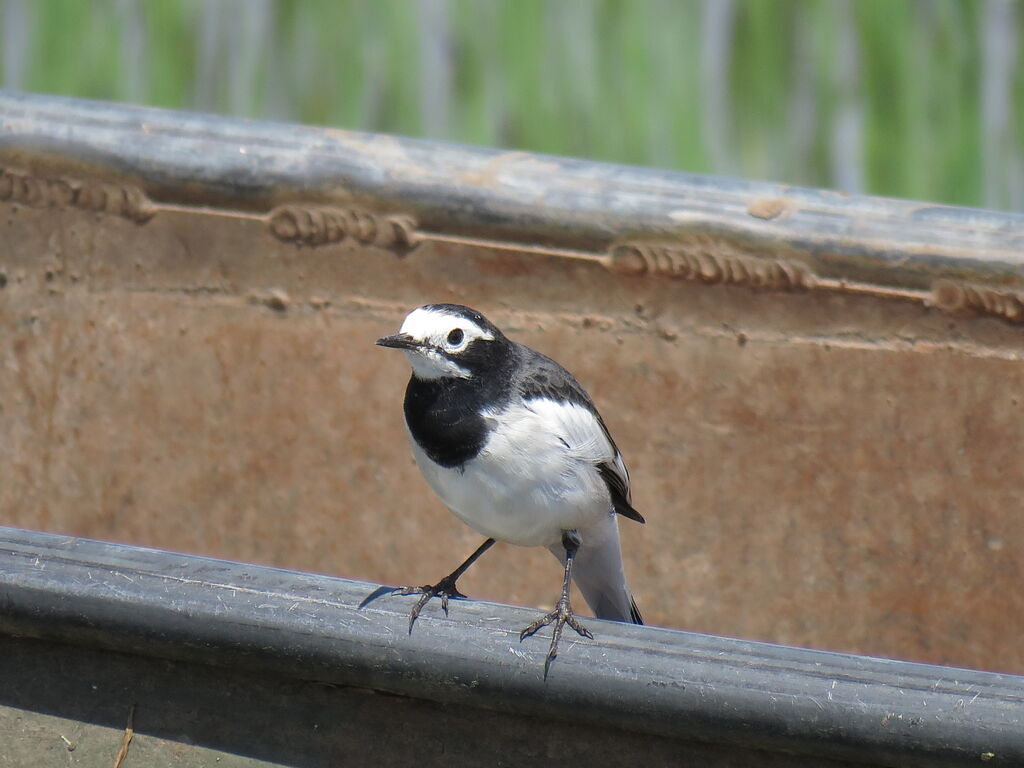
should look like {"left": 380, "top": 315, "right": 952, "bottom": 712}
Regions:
{"left": 395, "top": 575, "right": 467, "bottom": 634}
{"left": 520, "top": 596, "right": 593, "bottom": 678}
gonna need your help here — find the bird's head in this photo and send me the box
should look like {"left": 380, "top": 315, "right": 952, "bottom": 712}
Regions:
{"left": 376, "top": 304, "right": 508, "bottom": 380}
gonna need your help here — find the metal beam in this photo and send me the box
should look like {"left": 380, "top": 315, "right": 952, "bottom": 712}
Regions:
{"left": 1, "top": 90, "right": 1023, "bottom": 293}
{"left": 1, "top": 526, "right": 1021, "bottom": 766}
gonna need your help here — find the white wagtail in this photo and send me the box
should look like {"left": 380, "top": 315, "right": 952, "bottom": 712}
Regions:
{"left": 371, "top": 303, "right": 644, "bottom": 674}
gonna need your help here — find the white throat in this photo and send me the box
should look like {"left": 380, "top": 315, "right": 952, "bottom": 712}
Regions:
{"left": 405, "top": 348, "right": 471, "bottom": 380}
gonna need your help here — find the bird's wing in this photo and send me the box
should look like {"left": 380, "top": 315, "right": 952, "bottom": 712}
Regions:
{"left": 597, "top": 460, "right": 644, "bottom": 523}
{"left": 516, "top": 346, "right": 644, "bottom": 525}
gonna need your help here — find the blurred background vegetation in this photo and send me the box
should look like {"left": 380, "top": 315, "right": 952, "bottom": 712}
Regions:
{"left": 2, "top": 0, "right": 1021, "bottom": 211}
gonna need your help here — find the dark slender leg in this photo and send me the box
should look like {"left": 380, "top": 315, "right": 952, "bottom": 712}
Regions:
{"left": 396, "top": 537, "right": 496, "bottom": 633}
{"left": 519, "top": 529, "right": 592, "bottom": 678}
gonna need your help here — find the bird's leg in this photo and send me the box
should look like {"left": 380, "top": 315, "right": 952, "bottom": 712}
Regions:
{"left": 396, "top": 537, "right": 496, "bottom": 633}
{"left": 520, "top": 529, "right": 592, "bottom": 677}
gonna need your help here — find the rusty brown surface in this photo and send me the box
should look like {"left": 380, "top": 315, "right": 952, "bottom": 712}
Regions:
{"left": 2, "top": 200, "right": 1023, "bottom": 675}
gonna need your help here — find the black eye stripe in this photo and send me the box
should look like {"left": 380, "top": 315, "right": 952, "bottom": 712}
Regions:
{"left": 447, "top": 328, "right": 464, "bottom": 345}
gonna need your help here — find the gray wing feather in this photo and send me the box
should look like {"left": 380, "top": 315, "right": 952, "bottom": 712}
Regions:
{"left": 516, "top": 345, "right": 644, "bottom": 525}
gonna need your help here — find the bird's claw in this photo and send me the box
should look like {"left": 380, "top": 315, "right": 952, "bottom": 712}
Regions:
{"left": 520, "top": 596, "right": 592, "bottom": 678}
{"left": 396, "top": 575, "right": 467, "bottom": 633}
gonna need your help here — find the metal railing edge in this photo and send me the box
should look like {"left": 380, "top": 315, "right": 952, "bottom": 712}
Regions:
{"left": 1, "top": 91, "right": 1023, "bottom": 314}
{"left": 0, "top": 525, "right": 1021, "bottom": 767}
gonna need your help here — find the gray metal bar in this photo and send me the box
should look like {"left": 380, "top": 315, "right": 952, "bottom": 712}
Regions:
{"left": 3, "top": 633, "right": 853, "bottom": 768}
{"left": 1, "top": 90, "right": 1022, "bottom": 290}
{"left": 0, "top": 526, "right": 1021, "bottom": 767}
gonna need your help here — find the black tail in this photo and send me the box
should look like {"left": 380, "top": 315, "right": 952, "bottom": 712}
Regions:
{"left": 629, "top": 597, "right": 643, "bottom": 625}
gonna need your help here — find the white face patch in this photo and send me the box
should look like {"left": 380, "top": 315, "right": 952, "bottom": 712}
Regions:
{"left": 399, "top": 306, "right": 495, "bottom": 380}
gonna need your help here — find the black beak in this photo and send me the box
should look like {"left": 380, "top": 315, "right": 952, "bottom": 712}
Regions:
{"left": 376, "top": 333, "right": 421, "bottom": 351}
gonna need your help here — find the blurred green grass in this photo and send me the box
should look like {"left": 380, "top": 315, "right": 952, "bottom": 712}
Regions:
{"left": 4, "top": 0, "right": 1022, "bottom": 210}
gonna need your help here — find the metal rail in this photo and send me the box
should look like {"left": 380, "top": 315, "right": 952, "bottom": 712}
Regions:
{"left": 2, "top": 91, "right": 1024, "bottom": 323}
{"left": 0, "top": 526, "right": 1021, "bottom": 766}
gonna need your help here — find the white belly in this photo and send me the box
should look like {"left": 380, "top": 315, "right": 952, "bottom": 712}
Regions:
{"left": 408, "top": 399, "right": 616, "bottom": 547}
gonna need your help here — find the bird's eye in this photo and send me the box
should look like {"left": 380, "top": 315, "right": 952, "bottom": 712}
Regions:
{"left": 447, "top": 328, "right": 465, "bottom": 346}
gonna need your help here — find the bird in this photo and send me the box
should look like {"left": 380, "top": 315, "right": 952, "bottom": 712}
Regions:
{"left": 372, "top": 303, "right": 644, "bottom": 675}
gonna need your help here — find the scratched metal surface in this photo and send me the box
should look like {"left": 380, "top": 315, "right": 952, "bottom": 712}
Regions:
{"left": 1, "top": 92, "right": 1023, "bottom": 677}
{"left": 1, "top": 527, "right": 1022, "bottom": 767}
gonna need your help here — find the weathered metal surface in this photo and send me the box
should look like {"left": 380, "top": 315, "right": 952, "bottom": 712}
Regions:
{"left": 2, "top": 90, "right": 1024, "bottom": 302}
{"left": 1, "top": 527, "right": 1022, "bottom": 767}
{"left": 4, "top": 636, "right": 767, "bottom": 768}
{"left": 1, "top": 92, "right": 1023, "bottom": 678}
